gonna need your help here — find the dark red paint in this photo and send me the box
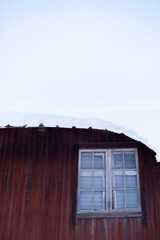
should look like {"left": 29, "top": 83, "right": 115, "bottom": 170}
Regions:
{"left": 0, "top": 127, "right": 160, "bottom": 240}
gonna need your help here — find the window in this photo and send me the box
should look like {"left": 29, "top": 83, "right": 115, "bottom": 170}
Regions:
{"left": 77, "top": 149, "right": 141, "bottom": 217}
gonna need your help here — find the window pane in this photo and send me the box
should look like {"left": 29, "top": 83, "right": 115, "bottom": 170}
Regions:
{"left": 112, "top": 152, "right": 123, "bottom": 169}
{"left": 113, "top": 171, "right": 124, "bottom": 188}
{"left": 94, "top": 155, "right": 104, "bottom": 169}
{"left": 126, "top": 190, "right": 138, "bottom": 208}
{"left": 94, "top": 170, "right": 105, "bottom": 189}
{"left": 81, "top": 154, "right": 92, "bottom": 169}
{"left": 80, "top": 191, "right": 92, "bottom": 210}
{"left": 125, "top": 175, "right": 137, "bottom": 188}
{"left": 94, "top": 176, "right": 103, "bottom": 189}
{"left": 124, "top": 152, "right": 136, "bottom": 169}
{"left": 113, "top": 190, "right": 124, "bottom": 209}
{"left": 94, "top": 191, "right": 103, "bottom": 210}
{"left": 80, "top": 176, "right": 92, "bottom": 189}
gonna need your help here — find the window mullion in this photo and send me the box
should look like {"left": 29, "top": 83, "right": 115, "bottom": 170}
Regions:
{"left": 92, "top": 152, "right": 94, "bottom": 211}
{"left": 78, "top": 151, "right": 81, "bottom": 212}
{"left": 105, "top": 150, "right": 107, "bottom": 211}
{"left": 108, "top": 150, "right": 112, "bottom": 211}
{"left": 123, "top": 151, "right": 126, "bottom": 210}
{"left": 136, "top": 150, "right": 141, "bottom": 209}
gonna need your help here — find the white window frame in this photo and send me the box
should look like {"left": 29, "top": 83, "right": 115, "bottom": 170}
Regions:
{"left": 77, "top": 148, "right": 142, "bottom": 218}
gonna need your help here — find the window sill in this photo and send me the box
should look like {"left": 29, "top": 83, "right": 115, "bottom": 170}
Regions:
{"left": 77, "top": 210, "right": 142, "bottom": 219}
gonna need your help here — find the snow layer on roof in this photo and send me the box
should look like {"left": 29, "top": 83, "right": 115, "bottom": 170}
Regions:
{"left": 0, "top": 112, "right": 159, "bottom": 162}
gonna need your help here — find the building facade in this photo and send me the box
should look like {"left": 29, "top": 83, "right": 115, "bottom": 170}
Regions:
{"left": 0, "top": 127, "right": 160, "bottom": 240}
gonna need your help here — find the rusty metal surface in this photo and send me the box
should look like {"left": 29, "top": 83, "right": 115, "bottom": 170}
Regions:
{"left": 0, "top": 127, "right": 160, "bottom": 240}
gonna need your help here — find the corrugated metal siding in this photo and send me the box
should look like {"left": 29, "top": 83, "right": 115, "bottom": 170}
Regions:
{"left": 0, "top": 127, "right": 159, "bottom": 240}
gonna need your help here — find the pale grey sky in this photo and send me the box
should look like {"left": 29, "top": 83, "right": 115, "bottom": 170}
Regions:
{"left": 0, "top": 0, "right": 160, "bottom": 157}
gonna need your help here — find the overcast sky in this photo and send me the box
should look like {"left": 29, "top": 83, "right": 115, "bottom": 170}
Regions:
{"left": 0, "top": 0, "right": 160, "bottom": 157}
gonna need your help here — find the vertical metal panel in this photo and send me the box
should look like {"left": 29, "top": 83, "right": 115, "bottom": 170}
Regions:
{"left": 0, "top": 127, "right": 159, "bottom": 240}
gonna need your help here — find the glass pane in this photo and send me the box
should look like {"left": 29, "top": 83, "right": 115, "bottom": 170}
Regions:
{"left": 112, "top": 152, "right": 123, "bottom": 169}
{"left": 81, "top": 154, "right": 92, "bottom": 169}
{"left": 94, "top": 191, "right": 103, "bottom": 210}
{"left": 80, "top": 176, "right": 92, "bottom": 189}
{"left": 80, "top": 191, "right": 92, "bottom": 210}
{"left": 94, "top": 155, "right": 103, "bottom": 169}
{"left": 94, "top": 170, "right": 105, "bottom": 189}
{"left": 125, "top": 175, "right": 137, "bottom": 188}
{"left": 94, "top": 176, "right": 103, "bottom": 189}
{"left": 113, "top": 171, "right": 124, "bottom": 188}
{"left": 113, "top": 190, "right": 124, "bottom": 209}
{"left": 124, "top": 152, "right": 136, "bottom": 169}
{"left": 126, "top": 189, "right": 138, "bottom": 208}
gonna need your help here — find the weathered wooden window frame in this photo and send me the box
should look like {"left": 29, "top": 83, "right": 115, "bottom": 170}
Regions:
{"left": 77, "top": 148, "right": 142, "bottom": 218}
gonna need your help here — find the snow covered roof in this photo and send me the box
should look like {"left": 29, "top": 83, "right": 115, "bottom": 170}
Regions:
{"left": 0, "top": 112, "right": 159, "bottom": 162}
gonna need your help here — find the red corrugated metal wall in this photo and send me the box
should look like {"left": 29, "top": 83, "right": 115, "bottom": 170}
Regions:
{"left": 0, "top": 127, "right": 159, "bottom": 240}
